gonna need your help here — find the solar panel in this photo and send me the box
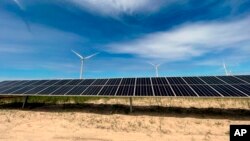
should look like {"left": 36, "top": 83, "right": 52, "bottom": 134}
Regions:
{"left": 91, "top": 79, "right": 108, "bottom": 85}
{"left": 0, "top": 86, "right": 25, "bottom": 94}
{"left": 135, "top": 85, "right": 153, "bottom": 96}
{"left": 66, "top": 80, "right": 82, "bottom": 85}
{"left": 51, "top": 86, "right": 75, "bottom": 95}
{"left": 116, "top": 85, "right": 134, "bottom": 96}
{"left": 1, "top": 75, "right": 250, "bottom": 98}
{"left": 21, "top": 80, "right": 40, "bottom": 86}
{"left": 82, "top": 86, "right": 103, "bottom": 95}
{"left": 32, "top": 80, "right": 50, "bottom": 85}
{"left": 98, "top": 86, "right": 119, "bottom": 96}
{"left": 210, "top": 85, "right": 247, "bottom": 97}
{"left": 78, "top": 79, "right": 95, "bottom": 85}
{"left": 190, "top": 85, "right": 221, "bottom": 97}
{"left": 136, "top": 78, "right": 151, "bottom": 85}
{"left": 54, "top": 80, "right": 72, "bottom": 85}
{"left": 37, "top": 86, "right": 61, "bottom": 95}
{"left": 66, "top": 86, "right": 88, "bottom": 95}
{"left": 171, "top": 85, "right": 197, "bottom": 96}
{"left": 120, "top": 78, "right": 135, "bottom": 85}
{"left": 10, "top": 86, "right": 34, "bottom": 94}
{"left": 167, "top": 77, "right": 186, "bottom": 85}
{"left": 24, "top": 86, "right": 48, "bottom": 94}
{"left": 151, "top": 78, "right": 169, "bottom": 85}
{"left": 199, "top": 76, "right": 225, "bottom": 84}
{"left": 232, "top": 85, "right": 250, "bottom": 96}
{"left": 182, "top": 77, "right": 205, "bottom": 84}
{"left": 42, "top": 80, "right": 61, "bottom": 86}
{"left": 235, "top": 76, "right": 250, "bottom": 83}
{"left": 216, "top": 76, "right": 245, "bottom": 84}
{"left": 153, "top": 85, "right": 174, "bottom": 96}
{"left": 106, "top": 79, "right": 121, "bottom": 85}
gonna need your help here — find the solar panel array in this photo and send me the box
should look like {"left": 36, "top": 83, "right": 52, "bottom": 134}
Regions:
{"left": 0, "top": 75, "right": 250, "bottom": 97}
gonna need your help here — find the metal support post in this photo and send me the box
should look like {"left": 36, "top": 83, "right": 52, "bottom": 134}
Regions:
{"left": 22, "top": 96, "right": 28, "bottom": 108}
{"left": 129, "top": 97, "right": 133, "bottom": 112}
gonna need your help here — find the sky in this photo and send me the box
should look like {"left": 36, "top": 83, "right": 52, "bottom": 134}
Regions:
{"left": 0, "top": 0, "right": 250, "bottom": 80}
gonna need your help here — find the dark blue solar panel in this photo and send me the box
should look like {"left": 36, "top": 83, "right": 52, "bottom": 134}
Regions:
{"left": 153, "top": 85, "right": 174, "bottom": 96}
{"left": 78, "top": 79, "right": 95, "bottom": 85}
{"left": 216, "top": 76, "right": 245, "bottom": 84}
{"left": 116, "top": 86, "right": 134, "bottom": 96}
{"left": 120, "top": 78, "right": 135, "bottom": 85}
{"left": 66, "top": 86, "right": 88, "bottom": 95}
{"left": 98, "top": 86, "right": 118, "bottom": 96}
{"left": 136, "top": 78, "right": 151, "bottom": 85}
{"left": 24, "top": 86, "right": 47, "bottom": 94}
{"left": 171, "top": 85, "right": 197, "bottom": 96}
{"left": 91, "top": 79, "right": 108, "bottom": 85}
{"left": 51, "top": 86, "right": 75, "bottom": 95}
{"left": 236, "top": 75, "right": 250, "bottom": 83}
{"left": 135, "top": 85, "right": 153, "bottom": 96}
{"left": 190, "top": 85, "right": 221, "bottom": 97}
{"left": 151, "top": 78, "right": 169, "bottom": 85}
{"left": 231, "top": 85, "right": 250, "bottom": 96}
{"left": 37, "top": 86, "right": 61, "bottom": 95}
{"left": 167, "top": 77, "right": 186, "bottom": 85}
{"left": 82, "top": 86, "right": 103, "bottom": 95}
{"left": 199, "top": 76, "right": 225, "bottom": 84}
{"left": 210, "top": 85, "right": 247, "bottom": 97}
{"left": 182, "top": 77, "right": 205, "bottom": 84}
{"left": 105, "top": 79, "right": 121, "bottom": 85}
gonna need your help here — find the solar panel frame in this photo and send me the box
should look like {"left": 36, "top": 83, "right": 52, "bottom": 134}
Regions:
{"left": 1, "top": 75, "right": 250, "bottom": 98}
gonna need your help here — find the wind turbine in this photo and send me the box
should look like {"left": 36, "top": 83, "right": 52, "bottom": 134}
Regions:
{"left": 148, "top": 62, "right": 162, "bottom": 77}
{"left": 72, "top": 50, "right": 99, "bottom": 79}
{"left": 223, "top": 61, "right": 230, "bottom": 76}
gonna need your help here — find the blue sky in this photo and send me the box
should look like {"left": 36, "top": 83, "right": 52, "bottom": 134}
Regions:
{"left": 0, "top": 0, "right": 250, "bottom": 80}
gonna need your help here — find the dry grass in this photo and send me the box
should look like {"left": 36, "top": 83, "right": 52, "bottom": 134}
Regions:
{"left": 0, "top": 97, "right": 249, "bottom": 141}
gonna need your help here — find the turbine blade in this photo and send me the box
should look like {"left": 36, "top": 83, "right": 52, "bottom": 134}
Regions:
{"left": 13, "top": 0, "right": 25, "bottom": 10}
{"left": 147, "top": 62, "right": 156, "bottom": 67}
{"left": 13, "top": 0, "right": 32, "bottom": 32}
{"left": 72, "top": 50, "right": 83, "bottom": 59}
{"left": 84, "top": 52, "right": 99, "bottom": 59}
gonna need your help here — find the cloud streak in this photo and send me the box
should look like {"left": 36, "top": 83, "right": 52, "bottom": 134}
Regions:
{"left": 68, "top": 0, "right": 167, "bottom": 17}
{"left": 107, "top": 17, "right": 250, "bottom": 62}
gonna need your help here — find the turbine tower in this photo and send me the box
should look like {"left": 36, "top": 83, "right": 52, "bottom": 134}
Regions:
{"left": 148, "top": 62, "right": 162, "bottom": 77}
{"left": 72, "top": 50, "right": 98, "bottom": 79}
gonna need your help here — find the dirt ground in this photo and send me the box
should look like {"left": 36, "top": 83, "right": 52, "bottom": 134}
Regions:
{"left": 0, "top": 98, "right": 249, "bottom": 141}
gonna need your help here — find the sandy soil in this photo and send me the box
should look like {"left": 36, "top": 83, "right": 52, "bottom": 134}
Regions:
{"left": 0, "top": 98, "right": 249, "bottom": 141}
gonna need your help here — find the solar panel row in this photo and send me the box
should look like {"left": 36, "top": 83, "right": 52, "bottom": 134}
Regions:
{"left": 0, "top": 75, "right": 249, "bottom": 97}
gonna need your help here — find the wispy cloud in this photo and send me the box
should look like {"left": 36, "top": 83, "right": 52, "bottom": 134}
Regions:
{"left": 68, "top": 0, "right": 167, "bottom": 17}
{"left": 107, "top": 17, "right": 250, "bottom": 62}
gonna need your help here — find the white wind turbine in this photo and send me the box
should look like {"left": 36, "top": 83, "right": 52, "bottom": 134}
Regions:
{"left": 72, "top": 50, "right": 99, "bottom": 79}
{"left": 148, "top": 62, "right": 162, "bottom": 77}
{"left": 222, "top": 61, "right": 232, "bottom": 76}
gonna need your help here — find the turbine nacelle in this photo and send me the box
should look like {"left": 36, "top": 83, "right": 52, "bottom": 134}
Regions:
{"left": 71, "top": 50, "right": 99, "bottom": 79}
{"left": 147, "top": 62, "right": 163, "bottom": 77}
